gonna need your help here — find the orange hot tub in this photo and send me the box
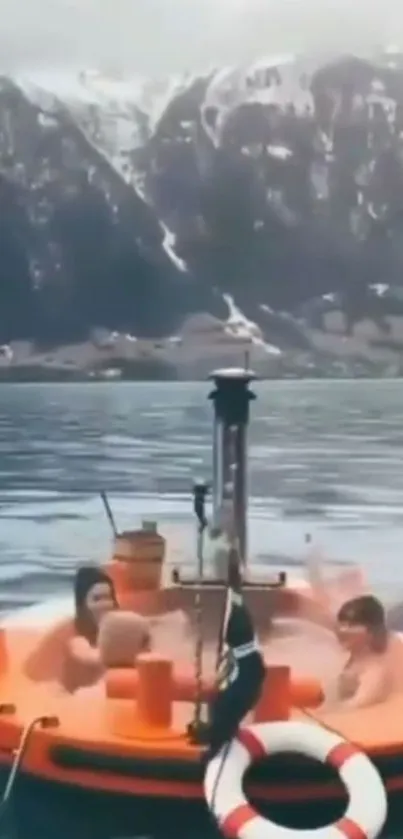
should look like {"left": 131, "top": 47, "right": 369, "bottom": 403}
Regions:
{"left": 0, "top": 585, "right": 402, "bottom": 823}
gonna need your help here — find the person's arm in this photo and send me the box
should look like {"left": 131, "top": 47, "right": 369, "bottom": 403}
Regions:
{"left": 68, "top": 636, "right": 103, "bottom": 671}
{"left": 305, "top": 550, "right": 329, "bottom": 607}
{"left": 298, "top": 592, "right": 337, "bottom": 632}
{"left": 340, "top": 663, "right": 387, "bottom": 710}
{"left": 304, "top": 547, "right": 366, "bottom": 632}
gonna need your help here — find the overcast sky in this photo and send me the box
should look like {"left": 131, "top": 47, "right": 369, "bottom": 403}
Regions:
{"left": 1, "top": 0, "right": 402, "bottom": 76}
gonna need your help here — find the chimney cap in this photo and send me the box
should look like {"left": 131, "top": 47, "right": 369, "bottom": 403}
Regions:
{"left": 208, "top": 367, "right": 257, "bottom": 385}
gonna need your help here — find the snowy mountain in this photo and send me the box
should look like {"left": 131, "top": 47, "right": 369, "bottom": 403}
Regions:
{"left": 2, "top": 49, "right": 403, "bottom": 373}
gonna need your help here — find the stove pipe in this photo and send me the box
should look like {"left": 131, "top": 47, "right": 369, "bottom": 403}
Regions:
{"left": 208, "top": 367, "right": 257, "bottom": 565}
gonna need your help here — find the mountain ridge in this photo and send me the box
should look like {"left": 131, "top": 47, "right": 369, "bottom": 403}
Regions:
{"left": 1, "top": 49, "right": 403, "bottom": 377}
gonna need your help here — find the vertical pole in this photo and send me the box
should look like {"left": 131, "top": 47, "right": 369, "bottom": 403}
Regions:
{"left": 208, "top": 368, "right": 257, "bottom": 566}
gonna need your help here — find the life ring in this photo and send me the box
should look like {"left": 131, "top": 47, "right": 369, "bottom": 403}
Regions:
{"left": 204, "top": 721, "right": 387, "bottom": 839}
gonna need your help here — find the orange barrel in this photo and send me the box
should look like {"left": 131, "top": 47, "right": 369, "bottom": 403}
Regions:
{"left": 136, "top": 653, "right": 173, "bottom": 729}
{"left": 253, "top": 665, "right": 291, "bottom": 722}
{"left": 106, "top": 524, "right": 166, "bottom": 595}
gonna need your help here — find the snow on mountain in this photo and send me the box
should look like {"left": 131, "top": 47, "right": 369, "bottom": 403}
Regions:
{"left": 16, "top": 68, "right": 192, "bottom": 177}
{"left": 2, "top": 49, "right": 403, "bottom": 374}
{"left": 15, "top": 68, "right": 197, "bottom": 273}
{"left": 201, "top": 52, "right": 317, "bottom": 147}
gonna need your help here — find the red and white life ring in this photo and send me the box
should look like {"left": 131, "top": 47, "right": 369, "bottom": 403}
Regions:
{"left": 204, "top": 721, "right": 387, "bottom": 839}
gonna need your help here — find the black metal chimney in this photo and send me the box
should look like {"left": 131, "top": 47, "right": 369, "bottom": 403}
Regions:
{"left": 208, "top": 367, "right": 257, "bottom": 565}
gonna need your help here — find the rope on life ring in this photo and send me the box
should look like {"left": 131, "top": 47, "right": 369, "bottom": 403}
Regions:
{"left": 204, "top": 721, "right": 388, "bottom": 839}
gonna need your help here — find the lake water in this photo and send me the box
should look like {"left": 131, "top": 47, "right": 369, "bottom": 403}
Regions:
{"left": 1, "top": 378, "right": 403, "bottom": 838}
{"left": 2, "top": 379, "right": 403, "bottom": 605}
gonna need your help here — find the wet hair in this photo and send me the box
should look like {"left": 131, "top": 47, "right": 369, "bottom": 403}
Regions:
{"left": 337, "top": 595, "right": 387, "bottom": 653}
{"left": 74, "top": 565, "right": 117, "bottom": 646}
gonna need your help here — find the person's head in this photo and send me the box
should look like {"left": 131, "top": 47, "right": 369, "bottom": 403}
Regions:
{"left": 74, "top": 565, "right": 117, "bottom": 645}
{"left": 336, "top": 595, "right": 387, "bottom": 655}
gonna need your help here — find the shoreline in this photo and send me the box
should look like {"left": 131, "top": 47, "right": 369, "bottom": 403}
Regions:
{"left": 1, "top": 332, "right": 403, "bottom": 383}
{"left": 0, "top": 363, "right": 402, "bottom": 383}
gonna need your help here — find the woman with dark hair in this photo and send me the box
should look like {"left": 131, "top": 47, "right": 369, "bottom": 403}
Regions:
{"left": 74, "top": 565, "right": 118, "bottom": 645}
{"left": 328, "top": 595, "right": 396, "bottom": 710}
{"left": 63, "top": 565, "right": 118, "bottom": 692}
{"left": 64, "top": 565, "right": 154, "bottom": 693}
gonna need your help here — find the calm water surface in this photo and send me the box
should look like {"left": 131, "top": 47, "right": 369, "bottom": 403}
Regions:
{"left": 1, "top": 379, "right": 403, "bottom": 838}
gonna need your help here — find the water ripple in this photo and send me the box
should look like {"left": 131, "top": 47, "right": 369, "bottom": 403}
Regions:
{"left": 1, "top": 380, "right": 403, "bottom": 602}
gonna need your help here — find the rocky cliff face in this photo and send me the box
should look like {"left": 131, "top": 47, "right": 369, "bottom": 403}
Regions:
{"left": 2, "top": 51, "right": 403, "bottom": 370}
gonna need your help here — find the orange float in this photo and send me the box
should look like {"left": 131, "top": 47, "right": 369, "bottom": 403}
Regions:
{"left": 105, "top": 664, "right": 324, "bottom": 708}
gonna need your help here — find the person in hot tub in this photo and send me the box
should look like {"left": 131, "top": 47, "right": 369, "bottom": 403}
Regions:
{"left": 63, "top": 565, "right": 151, "bottom": 692}
{"left": 324, "top": 595, "right": 403, "bottom": 710}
